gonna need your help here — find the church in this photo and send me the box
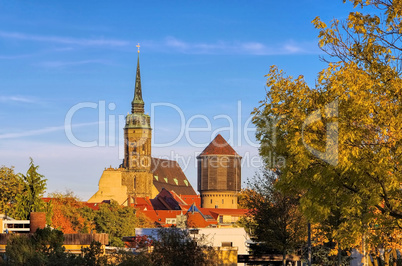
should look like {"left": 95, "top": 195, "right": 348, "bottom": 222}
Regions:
{"left": 88, "top": 51, "right": 241, "bottom": 210}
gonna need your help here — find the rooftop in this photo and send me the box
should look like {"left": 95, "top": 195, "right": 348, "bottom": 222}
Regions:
{"left": 198, "top": 134, "right": 240, "bottom": 156}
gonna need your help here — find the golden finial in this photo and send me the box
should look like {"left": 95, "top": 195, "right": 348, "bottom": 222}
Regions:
{"left": 136, "top": 43, "right": 140, "bottom": 53}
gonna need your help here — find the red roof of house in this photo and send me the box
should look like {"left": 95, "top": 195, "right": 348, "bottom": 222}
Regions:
{"left": 202, "top": 208, "right": 249, "bottom": 217}
{"left": 198, "top": 134, "right": 239, "bottom": 156}
{"left": 176, "top": 194, "right": 201, "bottom": 207}
{"left": 132, "top": 197, "right": 154, "bottom": 211}
{"left": 137, "top": 209, "right": 184, "bottom": 227}
{"left": 187, "top": 212, "right": 217, "bottom": 228}
{"left": 137, "top": 205, "right": 250, "bottom": 228}
{"left": 150, "top": 189, "right": 182, "bottom": 211}
{"left": 83, "top": 202, "right": 104, "bottom": 210}
{"left": 137, "top": 189, "right": 201, "bottom": 211}
{"left": 42, "top": 197, "right": 52, "bottom": 203}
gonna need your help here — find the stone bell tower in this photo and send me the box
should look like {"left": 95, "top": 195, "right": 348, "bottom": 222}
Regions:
{"left": 122, "top": 47, "right": 153, "bottom": 198}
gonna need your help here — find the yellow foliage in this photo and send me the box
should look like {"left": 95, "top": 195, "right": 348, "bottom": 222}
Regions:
{"left": 253, "top": 0, "right": 402, "bottom": 251}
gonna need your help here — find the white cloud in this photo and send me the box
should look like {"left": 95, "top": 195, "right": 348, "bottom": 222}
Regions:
{"left": 0, "top": 30, "right": 319, "bottom": 55}
{"left": 0, "top": 95, "right": 37, "bottom": 103}
{"left": 0, "top": 31, "right": 130, "bottom": 47}
{"left": 283, "top": 44, "right": 302, "bottom": 53}
{"left": 159, "top": 36, "right": 320, "bottom": 55}
{"left": 165, "top": 37, "right": 189, "bottom": 49}
{"left": 0, "top": 122, "right": 99, "bottom": 140}
{"left": 37, "top": 59, "right": 110, "bottom": 68}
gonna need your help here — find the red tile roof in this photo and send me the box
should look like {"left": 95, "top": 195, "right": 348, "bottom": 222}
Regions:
{"left": 137, "top": 209, "right": 184, "bottom": 227}
{"left": 174, "top": 194, "right": 201, "bottom": 208}
{"left": 150, "top": 189, "right": 181, "bottom": 210}
{"left": 83, "top": 202, "right": 103, "bottom": 211}
{"left": 146, "top": 189, "right": 201, "bottom": 211}
{"left": 132, "top": 197, "right": 154, "bottom": 211}
{"left": 198, "top": 134, "right": 239, "bottom": 156}
{"left": 137, "top": 204, "right": 250, "bottom": 228}
{"left": 187, "top": 212, "right": 217, "bottom": 228}
{"left": 202, "top": 208, "right": 249, "bottom": 217}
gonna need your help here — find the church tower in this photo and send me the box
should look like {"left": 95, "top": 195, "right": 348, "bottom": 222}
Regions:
{"left": 123, "top": 51, "right": 152, "bottom": 171}
{"left": 121, "top": 49, "right": 153, "bottom": 198}
{"left": 88, "top": 50, "right": 197, "bottom": 205}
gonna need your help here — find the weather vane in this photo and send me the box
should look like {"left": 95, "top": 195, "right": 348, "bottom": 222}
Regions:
{"left": 136, "top": 43, "right": 140, "bottom": 53}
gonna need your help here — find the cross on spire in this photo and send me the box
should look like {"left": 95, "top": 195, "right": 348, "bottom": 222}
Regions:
{"left": 136, "top": 43, "right": 140, "bottom": 53}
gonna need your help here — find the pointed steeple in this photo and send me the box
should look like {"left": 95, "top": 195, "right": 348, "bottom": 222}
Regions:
{"left": 131, "top": 50, "right": 144, "bottom": 114}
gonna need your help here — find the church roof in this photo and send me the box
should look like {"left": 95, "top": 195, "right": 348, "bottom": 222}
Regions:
{"left": 198, "top": 134, "right": 239, "bottom": 156}
{"left": 151, "top": 158, "right": 196, "bottom": 195}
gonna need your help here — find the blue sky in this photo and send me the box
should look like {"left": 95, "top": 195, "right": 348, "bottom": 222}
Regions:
{"left": 0, "top": 0, "right": 357, "bottom": 200}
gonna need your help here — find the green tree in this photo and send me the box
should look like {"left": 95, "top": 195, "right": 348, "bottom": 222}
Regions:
{"left": 241, "top": 169, "right": 306, "bottom": 266}
{"left": 253, "top": 0, "right": 402, "bottom": 250}
{"left": 113, "top": 250, "right": 153, "bottom": 266}
{"left": 0, "top": 166, "right": 22, "bottom": 215}
{"left": 5, "top": 227, "right": 70, "bottom": 266}
{"left": 94, "top": 200, "right": 143, "bottom": 247}
{"left": 77, "top": 241, "right": 108, "bottom": 266}
{"left": 4, "top": 233, "right": 38, "bottom": 265}
{"left": 14, "top": 158, "right": 47, "bottom": 220}
{"left": 151, "top": 227, "right": 215, "bottom": 266}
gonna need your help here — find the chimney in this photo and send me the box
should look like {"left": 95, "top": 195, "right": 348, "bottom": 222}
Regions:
{"left": 30, "top": 212, "right": 46, "bottom": 233}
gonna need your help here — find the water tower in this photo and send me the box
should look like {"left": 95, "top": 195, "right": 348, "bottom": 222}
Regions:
{"left": 197, "top": 134, "right": 241, "bottom": 209}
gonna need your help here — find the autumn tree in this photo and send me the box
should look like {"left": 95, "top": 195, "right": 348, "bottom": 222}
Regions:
{"left": 240, "top": 169, "right": 306, "bottom": 266}
{"left": 14, "top": 158, "right": 47, "bottom": 220}
{"left": 47, "top": 191, "right": 94, "bottom": 234}
{"left": 0, "top": 166, "right": 22, "bottom": 216}
{"left": 253, "top": 0, "right": 402, "bottom": 251}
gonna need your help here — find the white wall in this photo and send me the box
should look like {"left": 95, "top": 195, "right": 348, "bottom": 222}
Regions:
{"left": 196, "top": 227, "right": 250, "bottom": 255}
{"left": 135, "top": 227, "right": 250, "bottom": 255}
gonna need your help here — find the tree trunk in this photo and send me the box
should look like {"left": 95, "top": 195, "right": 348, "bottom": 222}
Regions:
{"left": 392, "top": 248, "right": 397, "bottom": 266}
{"left": 283, "top": 249, "right": 286, "bottom": 266}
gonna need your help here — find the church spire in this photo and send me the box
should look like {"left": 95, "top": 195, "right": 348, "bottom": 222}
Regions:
{"left": 131, "top": 44, "right": 144, "bottom": 114}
